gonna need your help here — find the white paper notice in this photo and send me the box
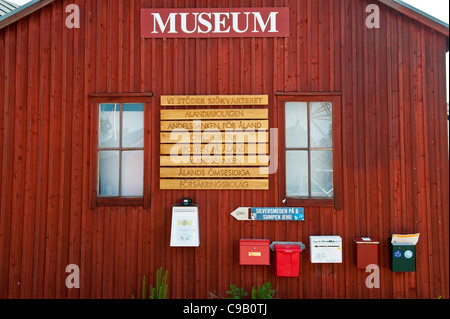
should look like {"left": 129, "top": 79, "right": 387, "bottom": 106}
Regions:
{"left": 391, "top": 233, "right": 420, "bottom": 245}
{"left": 176, "top": 218, "right": 193, "bottom": 242}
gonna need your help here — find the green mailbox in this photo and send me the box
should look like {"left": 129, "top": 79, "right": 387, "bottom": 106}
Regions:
{"left": 389, "top": 234, "right": 420, "bottom": 272}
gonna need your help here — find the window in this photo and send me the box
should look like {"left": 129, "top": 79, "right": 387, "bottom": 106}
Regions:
{"left": 285, "top": 101, "right": 333, "bottom": 198}
{"left": 88, "top": 93, "right": 153, "bottom": 208}
{"left": 97, "top": 103, "right": 144, "bottom": 197}
{"left": 278, "top": 94, "right": 342, "bottom": 208}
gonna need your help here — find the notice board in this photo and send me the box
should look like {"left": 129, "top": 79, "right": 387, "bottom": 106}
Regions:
{"left": 160, "top": 95, "right": 270, "bottom": 190}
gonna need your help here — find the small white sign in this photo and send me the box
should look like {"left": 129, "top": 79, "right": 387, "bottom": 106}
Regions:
{"left": 230, "top": 207, "right": 251, "bottom": 221}
{"left": 310, "top": 236, "right": 342, "bottom": 263}
{"left": 170, "top": 206, "right": 199, "bottom": 247}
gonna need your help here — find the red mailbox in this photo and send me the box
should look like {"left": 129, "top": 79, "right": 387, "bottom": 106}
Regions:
{"left": 274, "top": 244, "right": 301, "bottom": 277}
{"left": 239, "top": 239, "right": 270, "bottom": 266}
{"left": 353, "top": 237, "right": 379, "bottom": 269}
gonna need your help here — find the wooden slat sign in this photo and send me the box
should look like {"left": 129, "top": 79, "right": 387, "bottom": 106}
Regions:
{"left": 160, "top": 97, "right": 269, "bottom": 190}
{"left": 161, "top": 95, "right": 269, "bottom": 106}
{"left": 160, "top": 144, "right": 269, "bottom": 155}
{"left": 161, "top": 120, "right": 269, "bottom": 131}
{"left": 161, "top": 179, "right": 269, "bottom": 190}
{"left": 160, "top": 155, "right": 269, "bottom": 166}
{"left": 160, "top": 131, "right": 269, "bottom": 144}
{"left": 161, "top": 108, "right": 269, "bottom": 119}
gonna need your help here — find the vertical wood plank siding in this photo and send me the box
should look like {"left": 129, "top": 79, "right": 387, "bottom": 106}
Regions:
{"left": 0, "top": 0, "right": 448, "bottom": 299}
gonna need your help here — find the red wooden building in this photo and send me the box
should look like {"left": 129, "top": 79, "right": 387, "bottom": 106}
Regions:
{"left": 0, "top": 0, "right": 448, "bottom": 299}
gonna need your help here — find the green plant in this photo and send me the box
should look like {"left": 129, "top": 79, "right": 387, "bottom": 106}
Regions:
{"left": 132, "top": 267, "right": 169, "bottom": 299}
{"left": 226, "top": 285, "right": 248, "bottom": 299}
{"left": 142, "top": 275, "right": 147, "bottom": 299}
{"left": 149, "top": 267, "right": 169, "bottom": 299}
{"left": 251, "top": 282, "right": 275, "bottom": 299}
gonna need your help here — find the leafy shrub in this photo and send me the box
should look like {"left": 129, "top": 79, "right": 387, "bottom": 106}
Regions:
{"left": 225, "top": 282, "right": 275, "bottom": 299}
{"left": 226, "top": 285, "right": 248, "bottom": 299}
{"left": 251, "top": 282, "right": 275, "bottom": 299}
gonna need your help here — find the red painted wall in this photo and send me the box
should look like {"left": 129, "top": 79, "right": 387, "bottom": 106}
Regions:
{"left": 0, "top": 0, "right": 448, "bottom": 299}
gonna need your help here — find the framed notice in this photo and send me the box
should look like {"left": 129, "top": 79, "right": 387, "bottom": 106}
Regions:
{"left": 170, "top": 206, "right": 200, "bottom": 247}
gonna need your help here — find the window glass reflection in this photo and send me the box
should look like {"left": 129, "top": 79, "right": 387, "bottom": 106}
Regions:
{"left": 99, "top": 104, "right": 120, "bottom": 148}
{"left": 98, "top": 151, "right": 120, "bottom": 196}
{"left": 310, "top": 150, "right": 334, "bottom": 197}
{"left": 285, "top": 102, "right": 308, "bottom": 149}
{"left": 122, "top": 104, "right": 144, "bottom": 148}
{"left": 286, "top": 150, "right": 309, "bottom": 197}
{"left": 310, "top": 102, "right": 332, "bottom": 148}
{"left": 122, "top": 151, "right": 144, "bottom": 197}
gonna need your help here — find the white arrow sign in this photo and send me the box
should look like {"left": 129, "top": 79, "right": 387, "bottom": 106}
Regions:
{"left": 230, "top": 207, "right": 251, "bottom": 221}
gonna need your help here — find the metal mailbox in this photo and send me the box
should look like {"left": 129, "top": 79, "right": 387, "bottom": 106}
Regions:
{"left": 239, "top": 239, "right": 270, "bottom": 266}
{"left": 389, "top": 234, "right": 419, "bottom": 272}
{"left": 310, "top": 236, "right": 343, "bottom": 263}
{"left": 389, "top": 243, "right": 416, "bottom": 272}
{"left": 274, "top": 244, "right": 301, "bottom": 277}
{"left": 353, "top": 237, "right": 379, "bottom": 269}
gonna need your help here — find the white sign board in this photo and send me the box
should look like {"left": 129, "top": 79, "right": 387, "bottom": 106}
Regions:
{"left": 170, "top": 206, "right": 200, "bottom": 247}
{"left": 310, "top": 236, "right": 342, "bottom": 263}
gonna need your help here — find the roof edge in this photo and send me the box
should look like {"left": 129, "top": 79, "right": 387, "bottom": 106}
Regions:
{"left": 0, "top": 0, "right": 20, "bottom": 17}
{"left": 378, "top": 0, "right": 449, "bottom": 38}
{"left": 0, "top": 0, "right": 55, "bottom": 30}
{"left": 395, "top": 0, "right": 449, "bottom": 28}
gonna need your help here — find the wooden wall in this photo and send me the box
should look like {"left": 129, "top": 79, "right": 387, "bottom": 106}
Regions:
{"left": 0, "top": 0, "right": 448, "bottom": 299}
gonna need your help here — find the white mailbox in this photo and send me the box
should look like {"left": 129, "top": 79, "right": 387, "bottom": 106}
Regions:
{"left": 310, "top": 236, "right": 342, "bottom": 263}
{"left": 170, "top": 205, "right": 199, "bottom": 247}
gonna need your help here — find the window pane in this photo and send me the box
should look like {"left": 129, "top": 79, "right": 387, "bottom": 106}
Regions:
{"left": 99, "top": 103, "right": 120, "bottom": 148}
{"left": 285, "top": 102, "right": 308, "bottom": 148}
{"left": 121, "top": 151, "right": 144, "bottom": 197}
{"left": 286, "top": 150, "right": 308, "bottom": 197}
{"left": 98, "top": 151, "right": 120, "bottom": 196}
{"left": 310, "top": 150, "right": 334, "bottom": 197}
{"left": 122, "top": 103, "right": 144, "bottom": 148}
{"left": 310, "top": 102, "right": 333, "bottom": 148}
